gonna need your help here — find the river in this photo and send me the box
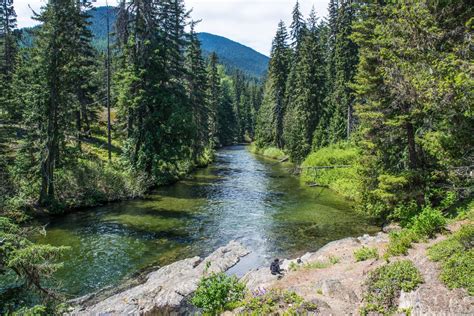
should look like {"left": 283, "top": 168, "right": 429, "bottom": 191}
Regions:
{"left": 35, "top": 145, "right": 378, "bottom": 297}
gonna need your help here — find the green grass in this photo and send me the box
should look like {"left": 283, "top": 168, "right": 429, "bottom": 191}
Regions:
{"left": 361, "top": 260, "right": 423, "bottom": 315}
{"left": 249, "top": 143, "right": 287, "bottom": 161}
{"left": 300, "top": 142, "right": 359, "bottom": 200}
{"left": 354, "top": 247, "right": 379, "bottom": 262}
{"left": 428, "top": 224, "right": 474, "bottom": 295}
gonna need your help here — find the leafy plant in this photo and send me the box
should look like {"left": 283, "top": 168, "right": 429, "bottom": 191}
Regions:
{"left": 409, "top": 206, "right": 446, "bottom": 238}
{"left": 360, "top": 260, "right": 423, "bottom": 315}
{"left": 191, "top": 272, "right": 246, "bottom": 315}
{"left": 241, "top": 290, "right": 316, "bottom": 315}
{"left": 428, "top": 225, "right": 474, "bottom": 295}
{"left": 354, "top": 247, "right": 379, "bottom": 262}
{"left": 386, "top": 229, "right": 420, "bottom": 257}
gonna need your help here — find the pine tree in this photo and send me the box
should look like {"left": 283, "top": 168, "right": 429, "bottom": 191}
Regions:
{"left": 207, "top": 52, "right": 222, "bottom": 146}
{"left": 283, "top": 9, "right": 326, "bottom": 162}
{"left": 256, "top": 21, "right": 290, "bottom": 149}
{"left": 289, "top": 0, "right": 306, "bottom": 49}
{"left": 0, "top": 0, "right": 17, "bottom": 120}
{"left": 186, "top": 23, "right": 210, "bottom": 160}
{"left": 352, "top": 0, "right": 473, "bottom": 218}
{"left": 327, "top": 0, "right": 358, "bottom": 143}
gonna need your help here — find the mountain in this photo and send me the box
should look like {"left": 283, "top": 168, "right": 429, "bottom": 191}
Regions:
{"left": 89, "top": 6, "right": 269, "bottom": 78}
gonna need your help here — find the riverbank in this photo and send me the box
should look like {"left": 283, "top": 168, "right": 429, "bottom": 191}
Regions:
{"left": 70, "top": 218, "right": 473, "bottom": 315}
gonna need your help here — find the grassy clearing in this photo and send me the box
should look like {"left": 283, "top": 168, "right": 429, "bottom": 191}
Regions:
{"left": 428, "top": 225, "right": 474, "bottom": 295}
{"left": 300, "top": 142, "right": 359, "bottom": 200}
{"left": 249, "top": 143, "right": 287, "bottom": 161}
{"left": 360, "top": 260, "right": 423, "bottom": 315}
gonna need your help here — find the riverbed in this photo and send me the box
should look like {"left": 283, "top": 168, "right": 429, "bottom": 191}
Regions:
{"left": 35, "top": 145, "right": 378, "bottom": 297}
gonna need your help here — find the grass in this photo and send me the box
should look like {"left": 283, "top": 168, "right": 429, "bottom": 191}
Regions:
{"left": 300, "top": 142, "right": 359, "bottom": 200}
{"left": 427, "top": 224, "right": 474, "bottom": 295}
{"left": 360, "top": 260, "right": 423, "bottom": 315}
{"left": 289, "top": 256, "right": 340, "bottom": 272}
{"left": 249, "top": 143, "right": 287, "bottom": 161}
{"left": 354, "top": 247, "right": 379, "bottom": 262}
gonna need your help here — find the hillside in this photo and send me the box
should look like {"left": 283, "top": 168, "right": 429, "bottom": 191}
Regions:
{"left": 90, "top": 7, "right": 269, "bottom": 78}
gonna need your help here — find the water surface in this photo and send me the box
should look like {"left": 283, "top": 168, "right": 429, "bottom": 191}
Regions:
{"left": 36, "top": 145, "right": 378, "bottom": 296}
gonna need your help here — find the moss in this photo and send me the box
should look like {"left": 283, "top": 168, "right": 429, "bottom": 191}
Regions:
{"left": 361, "top": 260, "right": 423, "bottom": 315}
{"left": 354, "top": 246, "right": 379, "bottom": 262}
{"left": 300, "top": 142, "right": 359, "bottom": 200}
{"left": 428, "top": 225, "right": 474, "bottom": 295}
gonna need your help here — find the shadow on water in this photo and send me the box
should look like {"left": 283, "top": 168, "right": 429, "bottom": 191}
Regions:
{"left": 32, "top": 145, "right": 379, "bottom": 297}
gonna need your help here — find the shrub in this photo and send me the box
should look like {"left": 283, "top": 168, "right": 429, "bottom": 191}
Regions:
{"left": 409, "top": 206, "right": 446, "bottom": 238}
{"left": 428, "top": 225, "right": 474, "bottom": 295}
{"left": 386, "top": 229, "right": 420, "bottom": 257}
{"left": 191, "top": 273, "right": 246, "bottom": 315}
{"left": 262, "top": 147, "right": 287, "bottom": 160}
{"left": 241, "top": 289, "right": 316, "bottom": 315}
{"left": 360, "top": 260, "right": 423, "bottom": 315}
{"left": 354, "top": 247, "right": 379, "bottom": 262}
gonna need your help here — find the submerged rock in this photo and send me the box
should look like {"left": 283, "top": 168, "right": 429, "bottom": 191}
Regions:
{"left": 70, "top": 241, "right": 249, "bottom": 315}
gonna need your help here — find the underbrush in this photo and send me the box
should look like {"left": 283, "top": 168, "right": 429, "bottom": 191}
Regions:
{"left": 300, "top": 142, "right": 359, "bottom": 200}
{"left": 240, "top": 289, "right": 317, "bottom": 315}
{"left": 360, "top": 260, "right": 423, "bottom": 315}
{"left": 385, "top": 206, "right": 446, "bottom": 257}
{"left": 289, "top": 256, "right": 340, "bottom": 271}
{"left": 428, "top": 225, "right": 474, "bottom": 295}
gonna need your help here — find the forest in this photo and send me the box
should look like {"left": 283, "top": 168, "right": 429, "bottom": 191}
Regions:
{"left": 0, "top": 0, "right": 472, "bottom": 314}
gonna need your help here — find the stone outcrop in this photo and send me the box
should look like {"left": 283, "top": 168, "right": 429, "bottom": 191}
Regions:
{"left": 70, "top": 241, "right": 249, "bottom": 316}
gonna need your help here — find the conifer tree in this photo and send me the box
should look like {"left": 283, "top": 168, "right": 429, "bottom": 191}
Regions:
{"left": 206, "top": 52, "right": 221, "bottom": 146}
{"left": 186, "top": 24, "right": 210, "bottom": 159}
{"left": 289, "top": 0, "right": 306, "bottom": 50}
{"left": 283, "top": 9, "right": 326, "bottom": 162}
{"left": 256, "top": 21, "right": 290, "bottom": 149}
{"left": 0, "top": 0, "right": 17, "bottom": 120}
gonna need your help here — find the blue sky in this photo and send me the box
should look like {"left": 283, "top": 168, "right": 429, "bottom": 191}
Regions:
{"left": 15, "top": 0, "right": 329, "bottom": 55}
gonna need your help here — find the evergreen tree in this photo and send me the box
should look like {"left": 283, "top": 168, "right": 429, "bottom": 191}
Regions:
{"left": 327, "top": 0, "right": 358, "bottom": 143}
{"left": 352, "top": 0, "right": 473, "bottom": 218}
{"left": 289, "top": 0, "right": 306, "bottom": 49}
{"left": 256, "top": 21, "right": 290, "bottom": 149}
{"left": 0, "top": 0, "right": 17, "bottom": 120}
{"left": 186, "top": 23, "right": 210, "bottom": 159}
{"left": 283, "top": 10, "right": 326, "bottom": 162}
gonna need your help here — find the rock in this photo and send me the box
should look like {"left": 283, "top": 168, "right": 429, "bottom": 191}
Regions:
{"left": 70, "top": 241, "right": 249, "bottom": 316}
{"left": 316, "top": 279, "right": 359, "bottom": 303}
{"left": 382, "top": 222, "right": 401, "bottom": 233}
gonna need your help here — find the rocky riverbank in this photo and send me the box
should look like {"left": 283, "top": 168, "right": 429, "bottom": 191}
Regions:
{"left": 70, "top": 223, "right": 473, "bottom": 315}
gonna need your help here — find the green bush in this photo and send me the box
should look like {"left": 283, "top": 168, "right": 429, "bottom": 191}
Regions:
{"left": 300, "top": 142, "right": 359, "bottom": 200}
{"left": 241, "top": 290, "right": 317, "bottom": 315}
{"left": 354, "top": 247, "right": 379, "bottom": 262}
{"left": 428, "top": 225, "right": 474, "bottom": 295}
{"left": 361, "top": 260, "right": 423, "bottom": 315}
{"left": 386, "top": 229, "right": 420, "bottom": 257}
{"left": 409, "top": 206, "right": 446, "bottom": 238}
{"left": 191, "top": 273, "right": 246, "bottom": 315}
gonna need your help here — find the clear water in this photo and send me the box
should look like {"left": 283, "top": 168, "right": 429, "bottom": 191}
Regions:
{"left": 35, "top": 145, "right": 379, "bottom": 297}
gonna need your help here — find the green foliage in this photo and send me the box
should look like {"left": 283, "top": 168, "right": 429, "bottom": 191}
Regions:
{"left": 361, "top": 260, "right": 423, "bottom": 315}
{"left": 300, "top": 143, "right": 359, "bottom": 200}
{"left": 408, "top": 206, "right": 446, "bottom": 238}
{"left": 428, "top": 225, "right": 474, "bottom": 295}
{"left": 0, "top": 217, "right": 68, "bottom": 299}
{"left": 386, "top": 229, "right": 420, "bottom": 257}
{"left": 241, "top": 290, "right": 317, "bottom": 315}
{"left": 354, "top": 247, "right": 378, "bottom": 262}
{"left": 191, "top": 273, "right": 246, "bottom": 315}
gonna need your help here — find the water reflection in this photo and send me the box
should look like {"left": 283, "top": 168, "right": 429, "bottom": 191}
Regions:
{"left": 36, "top": 145, "right": 378, "bottom": 297}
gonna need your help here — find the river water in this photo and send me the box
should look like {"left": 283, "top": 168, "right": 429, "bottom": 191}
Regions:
{"left": 35, "top": 145, "right": 378, "bottom": 297}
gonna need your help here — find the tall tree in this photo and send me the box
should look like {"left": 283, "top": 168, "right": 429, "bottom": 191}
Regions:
{"left": 289, "top": 0, "right": 306, "bottom": 49}
{"left": 256, "top": 21, "right": 290, "bottom": 149}
{"left": 284, "top": 9, "right": 326, "bottom": 162}
{"left": 327, "top": 0, "right": 358, "bottom": 143}
{"left": 0, "top": 0, "right": 17, "bottom": 120}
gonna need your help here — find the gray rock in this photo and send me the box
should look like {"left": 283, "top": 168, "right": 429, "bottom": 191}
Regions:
{"left": 70, "top": 241, "right": 249, "bottom": 316}
{"left": 316, "top": 279, "right": 359, "bottom": 303}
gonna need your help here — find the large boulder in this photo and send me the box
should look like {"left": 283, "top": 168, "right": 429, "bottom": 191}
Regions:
{"left": 70, "top": 241, "right": 249, "bottom": 316}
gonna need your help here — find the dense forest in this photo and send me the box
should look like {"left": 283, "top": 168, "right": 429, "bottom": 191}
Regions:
{"left": 255, "top": 0, "right": 472, "bottom": 219}
{"left": 0, "top": 0, "right": 473, "bottom": 314}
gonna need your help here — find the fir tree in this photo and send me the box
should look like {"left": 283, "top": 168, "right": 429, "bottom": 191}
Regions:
{"left": 0, "top": 0, "right": 17, "bottom": 120}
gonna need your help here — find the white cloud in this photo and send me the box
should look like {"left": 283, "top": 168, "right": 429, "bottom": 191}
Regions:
{"left": 14, "top": 0, "right": 329, "bottom": 55}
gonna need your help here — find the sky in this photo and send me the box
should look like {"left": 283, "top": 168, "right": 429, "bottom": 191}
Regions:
{"left": 14, "top": 0, "right": 330, "bottom": 55}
